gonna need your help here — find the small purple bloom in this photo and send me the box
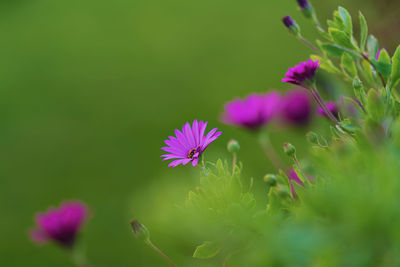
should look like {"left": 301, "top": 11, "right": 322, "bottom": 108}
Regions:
{"left": 221, "top": 92, "right": 282, "bottom": 130}
{"left": 30, "top": 201, "right": 88, "bottom": 247}
{"left": 297, "top": 0, "right": 310, "bottom": 9}
{"left": 281, "top": 89, "right": 312, "bottom": 126}
{"left": 282, "top": 59, "right": 320, "bottom": 86}
{"left": 161, "top": 120, "right": 222, "bottom": 167}
{"left": 282, "top": 16, "right": 295, "bottom": 28}
{"left": 287, "top": 169, "right": 304, "bottom": 197}
{"left": 317, "top": 101, "right": 339, "bottom": 119}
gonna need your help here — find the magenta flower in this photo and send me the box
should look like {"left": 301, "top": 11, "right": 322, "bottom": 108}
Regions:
{"left": 317, "top": 101, "right": 339, "bottom": 119}
{"left": 161, "top": 120, "right": 222, "bottom": 167}
{"left": 221, "top": 92, "right": 282, "bottom": 130}
{"left": 281, "top": 89, "right": 312, "bottom": 126}
{"left": 282, "top": 59, "right": 320, "bottom": 86}
{"left": 30, "top": 201, "right": 88, "bottom": 247}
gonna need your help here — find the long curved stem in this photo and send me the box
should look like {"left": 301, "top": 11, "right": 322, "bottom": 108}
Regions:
{"left": 259, "top": 133, "right": 286, "bottom": 171}
{"left": 298, "top": 35, "right": 323, "bottom": 57}
{"left": 147, "top": 241, "right": 176, "bottom": 267}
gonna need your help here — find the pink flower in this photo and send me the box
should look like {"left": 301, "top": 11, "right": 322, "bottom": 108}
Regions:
{"left": 30, "top": 201, "right": 88, "bottom": 247}
{"left": 282, "top": 60, "right": 320, "bottom": 86}
{"left": 161, "top": 120, "right": 222, "bottom": 167}
{"left": 221, "top": 92, "right": 282, "bottom": 130}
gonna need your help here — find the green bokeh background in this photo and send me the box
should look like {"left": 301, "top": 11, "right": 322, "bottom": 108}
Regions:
{"left": 0, "top": 0, "right": 395, "bottom": 266}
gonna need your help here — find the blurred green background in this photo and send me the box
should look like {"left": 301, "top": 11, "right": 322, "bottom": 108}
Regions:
{"left": 0, "top": 0, "right": 398, "bottom": 266}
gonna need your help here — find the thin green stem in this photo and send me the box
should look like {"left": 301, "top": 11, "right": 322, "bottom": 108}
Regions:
{"left": 232, "top": 152, "right": 237, "bottom": 175}
{"left": 298, "top": 35, "right": 323, "bottom": 56}
{"left": 259, "top": 133, "right": 286, "bottom": 171}
{"left": 147, "top": 241, "right": 176, "bottom": 267}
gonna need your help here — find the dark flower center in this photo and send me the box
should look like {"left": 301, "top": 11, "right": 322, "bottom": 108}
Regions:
{"left": 188, "top": 148, "right": 197, "bottom": 159}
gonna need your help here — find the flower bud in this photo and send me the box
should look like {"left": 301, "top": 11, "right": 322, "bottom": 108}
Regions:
{"left": 306, "top": 131, "right": 318, "bottom": 144}
{"left": 297, "top": 0, "right": 313, "bottom": 18}
{"left": 130, "top": 219, "right": 150, "bottom": 243}
{"left": 264, "top": 174, "right": 277, "bottom": 186}
{"left": 227, "top": 139, "right": 240, "bottom": 153}
{"left": 283, "top": 143, "right": 296, "bottom": 157}
{"left": 282, "top": 16, "right": 300, "bottom": 36}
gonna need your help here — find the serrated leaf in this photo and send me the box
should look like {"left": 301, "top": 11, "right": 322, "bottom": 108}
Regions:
{"left": 338, "top": 7, "right": 353, "bottom": 35}
{"left": 193, "top": 241, "right": 220, "bottom": 259}
{"left": 329, "top": 28, "right": 356, "bottom": 50}
{"left": 367, "top": 35, "right": 379, "bottom": 59}
{"left": 311, "top": 55, "right": 340, "bottom": 74}
{"left": 390, "top": 45, "right": 400, "bottom": 89}
{"left": 341, "top": 52, "right": 357, "bottom": 78}
{"left": 359, "top": 12, "right": 368, "bottom": 52}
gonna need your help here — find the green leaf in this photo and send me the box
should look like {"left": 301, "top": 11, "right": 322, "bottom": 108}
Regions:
{"left": 366, "top": 89, "right": 385, "bottom": 121}
{"left": 367, "top": 35, "right": 378, "bottom": 59}
{"left": 311, "top": 55, "right": 340, "bottom": 74}
{"left": 333, "top": 10, "right": 345, "bottom": 30}
{"left": 341, "top": 52, "right": 358, "bottom": 78}
{"left": 361, "top": 59, "right": 374, "bottom": 84}
{"left": 193, "top": 241, "right": 220, "bottom": 259}
{"left": 329, "top": 28, "right": 356, "bottom": 50}
{"left": 370, "top": 57, "right": 392, "bottom": 82}
{"left": 319, "top": 43, "right": 361, "bottom": 59}
{"left": 338, "top": 7, "right": 353, "bottom": 35}
{"left": 359, "top": 11, "right": 368, "bottom": 52}
{"left": 390, "top": 45, "right": 400, "bottom": 89}
{"left": 353, "top": 77, "right": 367, "bottom": 106}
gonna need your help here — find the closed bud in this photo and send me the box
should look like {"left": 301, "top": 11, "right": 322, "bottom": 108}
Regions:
{"left": 264, "top": 174, "right": 277, "bottom": 186}
{"left": 306, "top": 131, "right": 318, "bottom": 144}
{"left": 282, "top": 16, "right": 300, "bottom": 36}
{"left": 227, "top": 139, "right": 240, "bottom": 153}
{"left": 297, "top": 0, "right": 313, "bottom": 18}
{"left": 130, "top": 219, "right": 150, "bottom": 243}
{"left": 283, "top": 143, "right": 296, "bottom": 157}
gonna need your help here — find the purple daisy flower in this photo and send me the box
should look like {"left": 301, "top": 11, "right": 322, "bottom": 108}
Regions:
{"left": 30, "top": 201, "right": 88, "bottom": 247}
{"left": 161, "top": 120, "right": 222, "bottom": 167}
{"left": 317, "top": 101, "right": 339, "bottom": 119}
{"left": 221, "top": 92, "right": 282, "bottom": 130}
{"left": 282, "top": 59, "right": 320, "bottom": 86}
{"left": 281, "top": 89, "right": 312, "bottom": 126}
